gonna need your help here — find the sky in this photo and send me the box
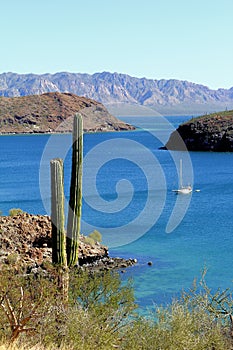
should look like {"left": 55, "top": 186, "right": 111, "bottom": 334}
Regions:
{"left": 1, "top": 0, "right": 233, "bottom": 89}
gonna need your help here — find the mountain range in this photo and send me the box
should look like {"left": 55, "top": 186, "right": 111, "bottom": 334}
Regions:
{"left": 1, "top": 72, "right": 233, "bottom": 116}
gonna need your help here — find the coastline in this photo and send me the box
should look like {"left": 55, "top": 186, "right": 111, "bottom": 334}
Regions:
{"left": 0, "top": 212, "right": 137, "bottom": 272}
{"left": 0, "top": 127, "right": 137, "bottom": 137}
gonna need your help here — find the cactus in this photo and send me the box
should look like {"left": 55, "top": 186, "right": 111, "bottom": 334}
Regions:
{"left": 50, "top": 158, "right": 67, "bottom": 267}
{"left": 66, "top": 113, "right": 83, "bottom": 267}
{"left": 50, "top": 113, "right": 83, "bottom": 268}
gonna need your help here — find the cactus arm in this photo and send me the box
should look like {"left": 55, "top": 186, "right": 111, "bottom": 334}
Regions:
{"left": 66, "top": 113, "right": 83, "bottom": 267}
{"left": 50, "top": 158, "right": 67, "bottom": 267}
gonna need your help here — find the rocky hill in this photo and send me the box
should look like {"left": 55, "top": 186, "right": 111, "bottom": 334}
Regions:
{"left": 0, "top": 72, "right": 233, "bottom": 115}
{"left": 0, "top": 92, "right": 134, "bottom": 134}
{"left": 164, "top": 110, "right": 233, "bottom": 151}
{"left": 0, "top": 213, "right": 137, "bottom": 271}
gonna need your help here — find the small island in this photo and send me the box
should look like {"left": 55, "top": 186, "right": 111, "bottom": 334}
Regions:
{"left": 164, "top": 110, "right": 233, "bottom": 152}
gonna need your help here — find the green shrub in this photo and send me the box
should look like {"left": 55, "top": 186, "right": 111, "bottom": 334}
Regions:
{"left": 123, "top": 302, "right": 230, "bottom": 350}
{"left": 0, "top": 266, "right": 232, "bottom": 349}
{"left": 68, "top": 269, "right": 136, "bottom": 317}
{"left": 88, "top": 229, "right": 102, "bottom": 243}
{"left": 6, "top": 253, "right": 18, "bottom": 265}
{"left": 83, "top": 236, "right": 96, "bottom": 246}
{"left": 83, "top": 230, "right": 103, "bottom": 246}
{"left": 0, "top": 267, "right": 136, "bottom": 348}
{"left": 9, "top": 208, "right": 24, "bottom": 216}
{"left": 0, "top": 265, "right": 62, "bottom": 344}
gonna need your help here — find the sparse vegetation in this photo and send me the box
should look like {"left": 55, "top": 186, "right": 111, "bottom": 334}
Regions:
{"left": 83, "top": 236, "right": 96, "bottom": 245}
{"left": 0, "top": 266, "right": 136, "bottom": 349}
{"left": 88, "top": 229, "right": 102, "bottom": 243}
{"left": 9, "top": 208, "right": 24, "bottom": 217}
{"left": 5, "top": 253, "right": 18, "bottom": 265}
{"left": 0, "top": 267, "right": 233, "bottom": 349}
{"left": 83, "top": 230, "right": 103, "bottom": 246}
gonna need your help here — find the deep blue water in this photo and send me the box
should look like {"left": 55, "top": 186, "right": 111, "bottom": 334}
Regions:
{"left": 1, "top": 116, "right": 233, "bottom": 314}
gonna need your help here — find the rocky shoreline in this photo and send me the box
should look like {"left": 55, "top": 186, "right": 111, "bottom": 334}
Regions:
{"left": 164, "top": 110, "right": 233, "bottom": 152}
{"left": 0, "top": 213, "right": 137, "bottom": 272}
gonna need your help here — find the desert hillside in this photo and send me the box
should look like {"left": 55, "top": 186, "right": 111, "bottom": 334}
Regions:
{"left": 0, "top": 92, "right": 134, "bottom": 134}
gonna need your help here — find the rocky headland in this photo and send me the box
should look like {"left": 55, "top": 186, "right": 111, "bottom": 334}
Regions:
{"left": 164, "top": 110, "right": 233, "bottom": 152}
{"left": 0, "top": 213, "right": 137, "bottom": 272}
{"left": 0, "top": 92, "right": 134, "bottom": 134}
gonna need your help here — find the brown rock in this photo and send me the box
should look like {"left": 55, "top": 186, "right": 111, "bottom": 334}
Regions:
{"left": 0, "top": 213, "right": 137, "bottom": 272}
{"left": 0, "top": 213, "right": 108, "bottom": 268}
{"left": 0, "top": 92, "right": 135, "bottom": 134}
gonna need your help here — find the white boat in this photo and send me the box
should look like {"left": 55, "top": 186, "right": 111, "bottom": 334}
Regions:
{"left": 172, "top": 159, "right": 192, "bottom": 194}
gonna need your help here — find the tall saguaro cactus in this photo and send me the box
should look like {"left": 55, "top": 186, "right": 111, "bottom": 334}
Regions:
{"left": 50, "top": 158, "right": 67, "bottom": 267}
{"left": 66, "top": 114, "right": 83, "bottom": 267}
{"left": 50, "top": 113, "right": 83, "bottom": 268}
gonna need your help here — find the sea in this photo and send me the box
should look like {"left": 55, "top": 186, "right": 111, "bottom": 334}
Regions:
{"left": 1, "top": 115, "right": 233, "bottom": 315}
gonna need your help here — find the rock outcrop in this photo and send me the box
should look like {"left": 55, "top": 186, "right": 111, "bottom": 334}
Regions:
{"left": 164, "top": 110, "right": 233, "bottom": 152}
{"left": 0, "top": 92, "right": 134, "bottom": 134}
{"left": 0, "top": 213, "right": 136, "bottom": 271}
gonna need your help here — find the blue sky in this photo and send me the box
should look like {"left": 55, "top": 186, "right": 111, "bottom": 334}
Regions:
{"left": 1, "top": 0, "right": 233, "bottom": 89}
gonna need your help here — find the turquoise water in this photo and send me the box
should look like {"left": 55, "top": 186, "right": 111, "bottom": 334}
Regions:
{"left": 1, "top": 116, "right": 233, "bottom": 313}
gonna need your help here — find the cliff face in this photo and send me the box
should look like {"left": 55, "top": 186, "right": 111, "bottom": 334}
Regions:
{"left": 0, "top": 92, "right": 134, "bottom": 134}
{"left": 1, "top": 72, "right": 233, "bottom": 115}
{"left": 164, "top": 110, "right": 233, "bottom": 152}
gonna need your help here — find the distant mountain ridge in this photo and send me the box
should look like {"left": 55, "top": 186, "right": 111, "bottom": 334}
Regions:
{"left": 1, "top": 71, "right": 233, "bottom": 115}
